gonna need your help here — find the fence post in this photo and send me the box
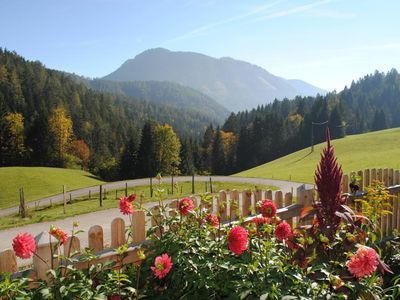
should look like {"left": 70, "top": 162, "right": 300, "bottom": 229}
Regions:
{"left": 132, "top": 210, "right": 146, "bottom": 243}
{"left": 395, "top": 170, "right": 400, "bottom": 185}
{"left": 151, "top": 206, "right": 162, "bottom": 237}
{"left": 99, "top": 185, "right": 103, "bottom": 207}
{"left": 357, "top": 170, "right": 363, "bottom": 191}
{"left": 111, "top": 218, "right": 126, "bottom": 248}
{"left": 254, "top": 189, "right": 262, "bottom": 214}
{"left": 218, "top": 190, "right": 228, "bottom": 222}
{"left": 210, "top": 177, "right": 213, "bottom": 193}
{"left": 342, "top": 174, "right": 349, "bottom": 193}
{"left": 192, "top": 174, "right": 195, "bottom": 194}
{"left": 171, "top": 175, "right": 174, "bottom": 194}
{"left": 241, "top": 190, "right": 252, "bottom": 217}
{"left": 274, "top": 190, "right": 283, "bottom": 208}
{"left": 63, "top": 185, "right": 66, "bottom": 214}
{"left": 364, "top": 169, "right": 370, "bottom": 188}
{"left": 88, "top": 225, "right": 104, "bottom": 252}
{"left": 125, "top": 182, "right": 128, "bottom": 197}
{"left": 230, "top": 190, "right": 239, "bottom": 221}
{"left": 19, "top": 187, "right": 26, "bottom": 218}
{"left": 285, "top": 192, "right": 293, "bottom": 226}
{"left": 371, "top": 168, "right": 377, "bottom": 183}
{"left": 389, "top": 169, "right": 394, "bottom": 186}
{"left": 150, "top": 177, "right": 153, "bottom": 198}
{"left": 89, "top": 190, "right": 91, "bottom": 199}
{"left": 265, "top": 189, "right": 273, "bottom": 200}
{"left": 0, "top": 249, "right": 17, "bottom": 273}
{"left": 377, "top": 168, "right": 383, "bottom": 182}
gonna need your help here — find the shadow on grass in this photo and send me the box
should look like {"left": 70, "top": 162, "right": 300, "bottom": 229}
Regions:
{"left": 290, "top": 151, "right": 314, "bottom": 165}
{"left": 84, "top": 174, "right": 105, "bottom": 181}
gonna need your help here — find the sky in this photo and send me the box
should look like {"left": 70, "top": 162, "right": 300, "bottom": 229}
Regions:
{"left": 1, "top": 0, "right": 399, "bottom": 91}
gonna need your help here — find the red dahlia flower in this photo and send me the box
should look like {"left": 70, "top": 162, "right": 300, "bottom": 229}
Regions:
{"left": 178, "top": 197, "right": 194, "bottom": 216}
{"left": 119, "top": 197, "right": 134, "bottom": 215}
{"left": 151, "top": 253, "right": 173, "bottom": 279}
{"left": 275, "top": 221, "right": 292, "bottom": 241}
{"left": 347, "top": 246, "right": 378, "bottom": 278}
{"left": 228, "top": 226, "right": 248, "bottom": 255}
{"left": 260, "top": 200, "right": 277, "bottom": 218}
{"left": 205, "top": 213, "right": 219, "bottom": 227}
{"left": 49, "top": 226, "right": 68, "bottom": 245}
{"left": 12, "top": 233, "right": 36, "bottom": 259}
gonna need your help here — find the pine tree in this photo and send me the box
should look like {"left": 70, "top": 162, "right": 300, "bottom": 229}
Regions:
{"left": 119, "top": 135, "right": 139, "bottom": 179}
{"left": 137, "top": 121, "right": 156, "bottom": 177}
{"left": 329, "top": 105, "right": 345, "bottom": 139}
{"left": 180, "top": 138, "right": 195, "bottom": 175}
{"left": 211, "top": 129, "right": 226, "bottom": 175}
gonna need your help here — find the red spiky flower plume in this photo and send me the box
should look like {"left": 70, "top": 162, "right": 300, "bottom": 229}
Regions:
{"left": 314, "top": 128, "right": 344, "bottom": 234}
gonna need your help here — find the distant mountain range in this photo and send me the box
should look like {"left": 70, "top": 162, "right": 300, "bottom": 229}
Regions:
{"left": 103, "top": 48, "right": 326, "bottom": 111}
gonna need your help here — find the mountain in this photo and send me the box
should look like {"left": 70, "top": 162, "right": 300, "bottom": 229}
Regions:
{"left": 287, "top": 79, "right": 326, "bottom": 96}
{"left": 0, "top": 48, "right": 224, "bottom": 169}
{"left": 103, "top": 48, "right": 327, "bottom": 111}
{"left": 86, "top": 79, "right": 229, "bottom": 120}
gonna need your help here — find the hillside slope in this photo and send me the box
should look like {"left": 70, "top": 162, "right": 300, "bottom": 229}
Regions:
{"left": 235, "top": 128, "right": 400, "bottom": 183}
{"left": 87, "top": 79, "right": 229, "bottom": 119}
{"left": 0, "top": 167, "right": 104, "bottom": 209}
{"left": 103, "top": 48, "right": 326, "bottom": 111}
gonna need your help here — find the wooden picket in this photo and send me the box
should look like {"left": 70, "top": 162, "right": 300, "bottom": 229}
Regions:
{"left": 218, "top": 190, "right": 228, "bottom": 222}
{"left": 241, "top": 190, "right": 252, "bottom": 217}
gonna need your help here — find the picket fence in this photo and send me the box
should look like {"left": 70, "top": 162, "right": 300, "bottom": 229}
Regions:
{"left": 0, "top": 188, "right": 303, "bottom": 280}
{"left": 1, "top": 168, "right": 400, "bottom": 282}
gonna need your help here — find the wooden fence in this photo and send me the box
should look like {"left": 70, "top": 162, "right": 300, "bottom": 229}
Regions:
{"left": 2, "top": 169, "right": 400, "bottom": 281}
{"left": 0, "top": 188, "right": 302, "bottom": 280}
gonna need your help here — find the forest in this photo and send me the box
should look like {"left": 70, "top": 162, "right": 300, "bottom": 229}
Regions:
{"left": 1, "top": 48, "right": 399, "bottom": 180}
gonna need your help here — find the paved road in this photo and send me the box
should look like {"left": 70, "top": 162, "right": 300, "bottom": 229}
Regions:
{"left": 0, "top": 176, "right": 311, "bottom": 266}
{"left": 0, "top": 176, "right": 309, "bottom": 217}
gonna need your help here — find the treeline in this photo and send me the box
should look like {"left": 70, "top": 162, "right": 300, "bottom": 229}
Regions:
{"left": 0, "top": 49, "right": 221, "bottom": 177}
{"left": 196, "top": 69, "right": 400, "bottom": 174}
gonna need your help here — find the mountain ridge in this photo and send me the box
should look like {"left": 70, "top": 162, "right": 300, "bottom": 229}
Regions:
{"left": 104, "top": 48, "right": 327, "bottom": 111}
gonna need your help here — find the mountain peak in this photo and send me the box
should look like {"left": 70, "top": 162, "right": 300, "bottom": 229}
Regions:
{"left": 104, "top": 48, "right": 327, "bottom": 111}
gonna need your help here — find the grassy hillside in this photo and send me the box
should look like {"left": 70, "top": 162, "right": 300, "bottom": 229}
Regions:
{"left": 0, "top": 167, "right": 104, "bottom": 209}
{"left": 235, "top": 128, "right": 400, "bottom": 183}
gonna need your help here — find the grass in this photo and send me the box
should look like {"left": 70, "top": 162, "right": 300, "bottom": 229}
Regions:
{"left": 235, "top": 127, "right": 400, "bottom": 183}
{"left": 0, "top": 181, "right": 277, "bottom": 230}
{"left": 0, "top": 167, "right": 104, "bottom": 209}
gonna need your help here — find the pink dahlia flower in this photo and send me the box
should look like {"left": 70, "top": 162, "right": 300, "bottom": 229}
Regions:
{"left": 12, "top": 233, "right": 36, "bottom": 259}
{"left": 261, "top": 200, "right": 277, "bottom": 218}
{"left": 228, "top": 226, "right": 248, "bottom": 255}
{"left": 275, "top": 221, "right": 292, "bottom": 241}
{"left": 347, "top": 246, "right": 378, "bottom": 278}
{"left": 151, "top": 253, "right": 173, "bottom": 279}
{"left": 178, "top": 197, "right": 194, "bottom": 216}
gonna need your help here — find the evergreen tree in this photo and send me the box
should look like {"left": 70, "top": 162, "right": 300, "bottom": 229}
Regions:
{"left": 329, "top": 105, "right": 345, "bottom": 139}
{"left": 201, "top": 124, "right": 214, "bottom": 172}
{"left": 223, "top": 113, "right": 240, "bottom": 134}
{"left": 180, "top": 138, "right": 195, "bottom": 175}
{"left": 371, "top": 109, "right": 388, "bottom": 131}
{"left": 211, "top": 129, "right": 226, "bottom": 175}
{"left": 119, "top": 134, "right": 139, "bottom": 179}
{"left": 137, "top": 121, "right": 156, "bottom": 177}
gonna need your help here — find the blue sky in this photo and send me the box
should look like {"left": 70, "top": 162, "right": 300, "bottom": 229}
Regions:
{"left": 1, "top": 0, "right": 399, "bottom": 91}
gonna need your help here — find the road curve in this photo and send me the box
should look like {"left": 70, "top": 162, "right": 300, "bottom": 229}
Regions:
{"left": 0, "top": 176, "right": 311, "bottom": 217}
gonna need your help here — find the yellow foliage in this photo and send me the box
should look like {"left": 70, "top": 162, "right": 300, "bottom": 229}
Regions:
{"left": 48, "top": 107, "right": 74, "bottom": 158}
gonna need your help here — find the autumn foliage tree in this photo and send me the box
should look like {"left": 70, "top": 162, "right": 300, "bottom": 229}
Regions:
{"left": 0, "top": 112, "right": 25, "bottom": 165}
{"left": 71, "top": 139, "right": 90, "bottom": 169}
{"left": 48, "top": 107, "right": 74, "bottom": 164}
